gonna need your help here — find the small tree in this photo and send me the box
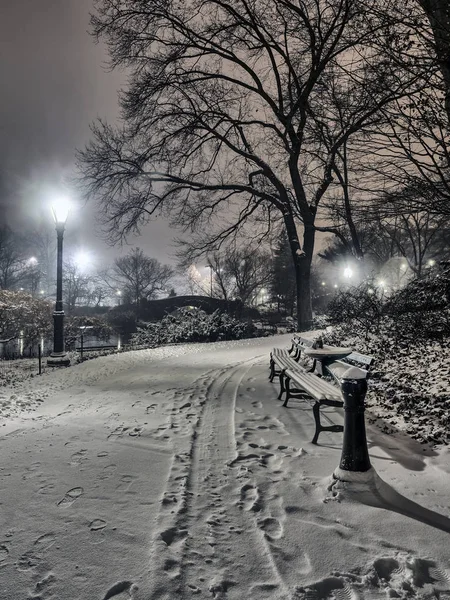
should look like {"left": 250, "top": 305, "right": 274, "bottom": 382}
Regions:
{"left": 112, "top": 248, "right": 173, "bottom": 309}
{"left": 0, "top": 226, "right": 25, "bottom": 290}
{"left": 63, "top": 259, "right": 93, "bottom": 315}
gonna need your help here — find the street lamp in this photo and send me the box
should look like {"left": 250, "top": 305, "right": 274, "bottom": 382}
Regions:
{"left": 47, "top": 201, "right": 70, "bottom": 367}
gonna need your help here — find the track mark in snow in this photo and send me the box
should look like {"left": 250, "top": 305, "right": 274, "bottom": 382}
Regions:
{"left": 294, "top": 553, "right": 450, "bottom": 599}
{"left": 116, "top": 474, "right": 138, "bottom": 492}
{"left": 160, "top": 526, "right": 188, "bottom": 546}
{"left": 146, "top": 360, "right": 290, "bottom": 599}
{"left": 239, "top": 483, "right": 261, "bottom": 512}
{"left": 70, "top": 449, "right": 88, "bottom": 465}
{"left": 102, "top": 580, "right": 136, "bottom": 599}
{"left": 90, "top": 518, "right": 107, "bottom": 531}
{"left": 258, "top": 517, "right": 283, "bottom": 540}
{"left": 33, "top": 533, "right": 56, "bottom": 551}
{"left": 57, "top": 486, "right": 83, "bottom": 507}
{"left": 0, "top": 545, "right": 9, "bottom": 561}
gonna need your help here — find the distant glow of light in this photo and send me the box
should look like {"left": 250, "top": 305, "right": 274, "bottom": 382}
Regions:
{"left": 343, "top": 267, "right": 353, "bottom": 279}
{"left": 321, "top": 281, "right": 326, "bottom": 286}
{"left": 51, "top": 197, "right": 71, "bottom": 224}
{"left": 378, "top": 280, "right": 386, "bottom": 287}
{"left": 401, "top": 263, "right": 407, "bottom": 270}
{"left": 39, "top": 290, "right": 45, "bottom": 295}
{"left": 73, "top": 250, "right": 92, "bottom": 271}
{"left": 28, "top": 256, "right": 38, "bottom": 265}
{"left": 334, "top": 284, "right": 338, "bottom": 289}
{"left": 368, "top": 288, "right": 374, "bottom": 295}
{"left": 428, "top": 259, "right": 436, "bottom": 266}
{"left": 116, "top": 290, "right": 122, "bottom": 296}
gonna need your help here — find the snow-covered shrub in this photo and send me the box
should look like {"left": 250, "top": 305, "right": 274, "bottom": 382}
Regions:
{"left": 387, "top": 265, "right": 450, "bottom": 315}
{"left": 131, "top": 308, "right": 257, "bottom": 346}
{"left": 381, "top": 266, "right": 450, "bottom": 341}
{"left": 0, "top": 290, "right": 53, "bottom": 347}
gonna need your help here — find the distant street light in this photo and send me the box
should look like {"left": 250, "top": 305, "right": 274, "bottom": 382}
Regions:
{"left": 116, "top": 290, "right": 122, "bottom": 306}
{"left": 73, "top": 250, "right": 92, "bottom": 272}
{"left": 28, "top": 256, "right": 38, "bottom": 265}
{"left": 47, "top": 200, "right": 70, "bottom": 367}
{"left": 343, "top": 267, "right": 353, "bottom": 279}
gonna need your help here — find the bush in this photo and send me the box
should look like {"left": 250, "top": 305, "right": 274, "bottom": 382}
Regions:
{"left": 0, "top": 290, "right": 53, "bottom": 346}
{"left": 131, "top": 308, "right": 257, "bottom": 346}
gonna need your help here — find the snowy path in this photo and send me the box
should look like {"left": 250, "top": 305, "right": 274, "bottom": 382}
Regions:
{"left": 1, "top": 336, "right": 450, "bottom": 600}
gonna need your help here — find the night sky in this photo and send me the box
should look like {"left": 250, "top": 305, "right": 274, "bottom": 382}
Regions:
{"left": 0, "top": 0, "right": 176, "bottom": 266}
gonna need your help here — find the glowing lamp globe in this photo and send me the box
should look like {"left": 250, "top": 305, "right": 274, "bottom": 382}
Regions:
{"left": 51, "top": 200, "right": 70, "bottom": 225}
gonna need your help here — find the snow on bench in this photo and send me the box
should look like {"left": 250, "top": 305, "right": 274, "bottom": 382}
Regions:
{"left": 269, "top": 337, "right": 374, "bottom": 444}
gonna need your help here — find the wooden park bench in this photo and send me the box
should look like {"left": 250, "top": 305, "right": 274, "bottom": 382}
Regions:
{"left": 268, "top": 335, "right": 317, "bottom": 386}
{"left": 269, "top": 339, "right": 374, "bottom": 444}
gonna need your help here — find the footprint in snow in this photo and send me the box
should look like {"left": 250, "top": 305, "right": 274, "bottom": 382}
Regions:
{"left": 240, "top": 483, "right": 261, "bottom": 512}
{"left": 116, "top": 474, "right": 138, "bottom": 492}
{"left": 90, "top": 519, "right": 107, "bottom": 544}
{"left": 258, "top": 517, "right": 283, "bottom": 540}
{"left": 102, "top": 580, "right": 137, "bottom": 600}
{"left": 57, "top": 487, "right": 84, "bottom": 507}
{"left": 33, "top": 533, "right": 56, "bottom": 552}
{"left": 0, "top": 545, "right": 9, "bottom": 562}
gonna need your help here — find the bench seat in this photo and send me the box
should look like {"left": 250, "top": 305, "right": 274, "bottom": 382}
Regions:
{"left": 284, "top": 368, "right": 342, "bottom": 402}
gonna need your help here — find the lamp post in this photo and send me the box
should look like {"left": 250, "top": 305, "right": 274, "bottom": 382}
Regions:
{"left": 47, "top": 202, "right": 70, "bottom": 367}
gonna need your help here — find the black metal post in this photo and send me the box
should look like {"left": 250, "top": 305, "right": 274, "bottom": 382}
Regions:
{"left": 38, "top": 344, "right": 42, "bottom": 375}
{"left": 47, "top": 223, "right": 70, "bottom": 367}
{"left": 80, "top": 332, "right": 84, "bottom": 361}
{"left": 338, "top": 372, "right": 371, "bottom": 472}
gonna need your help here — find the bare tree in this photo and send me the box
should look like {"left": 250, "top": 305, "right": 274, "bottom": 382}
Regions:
{"left": 62, "top": 260, "right": 93, "bottom": 315}
{"left": 416, "top": 0, "right": 450, "bottom": 121}
{"left": 0, "top": 226, "right": 26, "bottom": 290}
{"left": 79, "top": 0, "right": 422, "bottom": 329}
{"left": 370, "top": 187, "right": 450, "bottom": 277}
{"left": 112, "top": 248, "right": 173, "bottom": 308}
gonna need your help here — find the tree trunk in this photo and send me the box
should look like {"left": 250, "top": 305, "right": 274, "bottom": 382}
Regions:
{"left": 284, "top": 214, "right": 314, "bottom": 331}
{"left": 418, "top": 0, "right": 450, "bottom": 122}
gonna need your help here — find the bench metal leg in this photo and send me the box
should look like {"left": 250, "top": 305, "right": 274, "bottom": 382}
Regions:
{"left": 277, "top": 370, "right": 286, "bottom": 400}
{"left": 282, "top": 377, "right": 291, "bottom": 407}
{"left": 269, "top": 357, "right": 275, "bottom": 382}
{"left": 312, "top": 400, "right": 344, "bottom": 445}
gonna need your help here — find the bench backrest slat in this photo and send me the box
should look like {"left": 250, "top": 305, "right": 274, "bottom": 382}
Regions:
{"left": 293, "top": 335, "right": 315, "bottom": 348}
{"left": 343, "top": 352, "right": 374, "bottom": 367}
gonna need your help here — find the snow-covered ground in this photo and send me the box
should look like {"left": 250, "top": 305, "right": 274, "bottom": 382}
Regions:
{"left": 1, "top": 334, "right": 450, "bottom": 600}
